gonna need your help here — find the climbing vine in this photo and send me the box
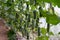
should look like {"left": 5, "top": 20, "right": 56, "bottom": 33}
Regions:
{"left": 0, "top": 0, "right": 60, "bottom": 40}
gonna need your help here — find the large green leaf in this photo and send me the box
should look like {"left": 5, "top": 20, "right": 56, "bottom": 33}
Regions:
{"left": 37, "top": 0, "right": 60, "bottom": 7}
{"left": 46, "top": 14, "right": 60, "bottom": 25}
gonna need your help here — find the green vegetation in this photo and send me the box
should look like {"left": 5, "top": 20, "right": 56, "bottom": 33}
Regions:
{"left": 0, "top": 0, "right": 60, "bottom": 40}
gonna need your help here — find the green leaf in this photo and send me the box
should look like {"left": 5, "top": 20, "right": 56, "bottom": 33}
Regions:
{"left": 41, "top": 28, "right": 47, "bottom": 35}
{"left": 31, "top": 5, "right": 36, "bottom": 10}
{"left": 37, "top": 0, "right": 60, "bottom": 7}
{"left": 46, "top": 14, "right": 60, "bottom": 25}
{"left": 35, "top": 36, "right": 48, "bottom": 40}
{"left": 49, "top": 32, "right": 54, "bottom": 35}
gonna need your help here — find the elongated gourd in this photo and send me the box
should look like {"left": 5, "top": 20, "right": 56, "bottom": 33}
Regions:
{"left": 26, "top": 4, "right": 29, "bottom": 10}
{"left": 47, "top": 23, "right": 50, "bottom": 34}
{"left": 36, "top": 18, "right": 40, "bottom": 36}
{"left": 33, "top": 10, "right": 36, "bottom": 19}
{"left": 38, "top": 27, "right": 40, "bottom": 36}
{"left": 39, "top": 7, "right": 42, "bottom": 17}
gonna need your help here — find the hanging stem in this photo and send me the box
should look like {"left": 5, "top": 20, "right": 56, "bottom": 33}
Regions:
{"left": 47, "top": 23, "right": 50, "bottom": 35}
{"left": 33, "top": 10, "right": 36, "bottom": 19}
{"left": 37, "top": 18, "right": 40, "bottom": 36}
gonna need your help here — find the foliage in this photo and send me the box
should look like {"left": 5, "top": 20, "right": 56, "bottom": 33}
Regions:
{"left": 0, "top": 0, "right": 60, "bottom": 40}
{"left": 37, "top": 0, "right": 60, "bottom": 7}
{"left": 35, "top": 36, "right": 48, "bottom": 40}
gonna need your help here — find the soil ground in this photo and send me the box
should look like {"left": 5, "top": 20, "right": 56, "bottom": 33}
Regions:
{"left": 0, "top": 19, "right": 9, "bottom": 40}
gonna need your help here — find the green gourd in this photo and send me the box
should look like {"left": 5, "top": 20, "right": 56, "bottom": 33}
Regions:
{"left": 33, "top": 10, "right": 36, "bottom": 19}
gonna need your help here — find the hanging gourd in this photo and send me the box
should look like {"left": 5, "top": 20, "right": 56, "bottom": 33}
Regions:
{"left": 47, "top": 23, "right": 50, "bottom": 34}
{"left": 33, "top": 10, "right": 36, "bottom": 19}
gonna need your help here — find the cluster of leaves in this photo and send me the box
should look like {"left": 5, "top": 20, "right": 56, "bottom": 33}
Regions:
{"left": 35, "top": 36, "right": 48, "bottom": 40}
{"left": 0, "top": 0, "right": 60, "bottom": 40}
{"left": 37, "top": 0, "right": 60, "bottom": 7}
